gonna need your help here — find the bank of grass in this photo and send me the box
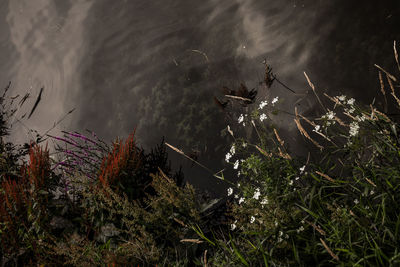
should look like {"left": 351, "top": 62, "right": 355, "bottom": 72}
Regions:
{"left": 1, "top": 48, "right": 400, "bottom": 266}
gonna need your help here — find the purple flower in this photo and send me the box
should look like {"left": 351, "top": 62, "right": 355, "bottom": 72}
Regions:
{"left": 65, "top": 131, "right": 98, "bottom": 145}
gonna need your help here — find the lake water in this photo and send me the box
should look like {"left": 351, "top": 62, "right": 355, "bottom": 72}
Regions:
{"left": 1, "top": 0, "right": 399, "bottom": 195}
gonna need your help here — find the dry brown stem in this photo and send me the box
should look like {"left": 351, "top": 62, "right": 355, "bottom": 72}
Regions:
{"left": 394, "top": 41, "right": 400, "bottom": 73}
{"left": 304, "top": 72, "right": 326, "bottom": 112}
{"left": 305, "top": 220, "right": 326, "bottom": 236}
{"left": 374, "top": 64, "right": 397, "bottom": 82}
{"left": 294, "top": 107, "right": 323, "bottom": 150}
{"left": 315, "top": 171, "right": 336, "bottom": 183}
{"left": 224, "top": 95, "right": 252, "bottom": 102}
{"left": 274, "top": 128, "right": 285, "bottom": 147}
{"left": 255, "top": 145, "right": 272, "bottom": 157}
{"left": 320, "top": 238, "right": 339, "bottom": 261}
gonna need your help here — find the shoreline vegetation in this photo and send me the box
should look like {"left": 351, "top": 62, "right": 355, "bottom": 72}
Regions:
{"left": 1, "top": 42, "right": 400, "bottom": 266}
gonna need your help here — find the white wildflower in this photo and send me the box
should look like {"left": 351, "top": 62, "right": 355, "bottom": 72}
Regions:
{"left": 347, "top": 140, "right": 353, "bottom": 147}
{"left": 234, "top": 194, "right": 239, "bottom": 199}
{"left": 313, "top": 124, "right": 321, "bottom": 132}
{"left": 250, "top": 216, "right": 255, "bottom": 224}
{"left": 231, "top": 220, "right": 237, "bottom": 230}
{"left": 233, "top": 160, "right": 239, "bottom": 169}
{"left": 237, "top": 171, "right": 241, "bottom": 177}
{"left": 253, "top": 188, "right": 261, "bottom": 200}
{"left": 238, "top": 114, "right": 244, "bottom": 124}
{"left": 279, "top": 231, "right": 283, "bottom": 237}
{"left": 225, "top": 153, "right": 232, "bottom": 163}
{"left": 356, "top": 115, "right": 365, "bottom": 122}
{"left": 345, "top": 107, "right": 355, "bottom": 114}
{"left": 237, "top": 183, "right": 241, "bottom": 187}
{"left": 370, "top": 190, "right": 374, "bottom": 195}
{"left": 278, "top": 237, "right": 283, "bottom": 242}
{"left": 260, "top": 197, "right": 268, "bottom": 205}
{"left": 227, "top": 187, "right": 233, "bottom": 196}
{"left": 349, "top": 122, "right": 360, "bottom": 136}
{"left": 354, "top": 199, "right": 359, "bottom": 204}
{"left": 295, "top": 176, "right": 300, "bottom": 180}
{"left": 299, "top": 165, "right": 306, "bottom": 173}
{"left": 230, "top": 145, "right": 235, "bottom": 155}
{"left": 259, "top": 100, "right": 268, "bottom": 109}
{"left": 289, "top": 180, "right": 293, "bottom": 186}
{"left": 347, "top": 98, "right": 355, "bottom": 105}
{"left": 275, "top": 221, "right": 278, "bottom": 226}
{"left": 337, "top": 95, "right": 346, "bottom": 102}
{"left": 296, "top": 225, "right": 305, "bottom": 233}
{"left": 327, "top": 110, "right": 335, "bottom": 120}
{"left": 272, "top": 97, "right": 279, "bottom": 105}
{"left": 239, "top": 197, "right": 245, "bottom": 204}
{"left": 242, "top": 142, "right": 247, "bottom": 148}
{"left": 260, "top": 114, "right": 267, "bottom": 122}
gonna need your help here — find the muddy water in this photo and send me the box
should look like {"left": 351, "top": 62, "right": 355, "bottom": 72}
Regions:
{"left": 1, "top": 0, "right": 399, "bottom": 195}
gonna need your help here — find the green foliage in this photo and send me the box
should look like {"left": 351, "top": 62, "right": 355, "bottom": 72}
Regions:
{"left": 201, "top": 64, "right": 400, "bottom": 266}
{"left": 2, "top": 45, "right": 400, "bottom": 266}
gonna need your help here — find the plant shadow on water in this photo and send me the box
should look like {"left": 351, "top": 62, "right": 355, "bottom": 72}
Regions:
{"left": 2, "top": 43, "right": 400, "bottom": 265}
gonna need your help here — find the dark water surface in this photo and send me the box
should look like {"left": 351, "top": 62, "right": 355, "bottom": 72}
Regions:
{"left": 1, "top": 0, "right": 399, "bottom": 195}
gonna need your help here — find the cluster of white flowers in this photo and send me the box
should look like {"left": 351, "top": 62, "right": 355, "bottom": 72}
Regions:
{"left": 337, "top": 95, "right": 346, "bottom": 102}
{"left": 238, "top": 114, "right": 248, "bottom": 126}
{"left": 313, "top": 124, "right": 321, "bottom": 133}
{"left": 225, "top": 153, "right": 231, "bottom": 162}
{"left": 231, "top": 220, "right": 238, "bottom": 230}
{"left": 233, "top": 160, "right": 239, "bottom": 169}
{"left": 250, "top": 216, "right": 256, "bottom": 224}
{"left": 253, "top": 188, "right": 261, "bottom": 200}
{"left": 260, "top": 197, "right": 268, "bottom": 207}
{"left": 238, "top": 114, "right": 244, "bottom": 124}
{"left": 289, "top": 180, "right": 294, "bottom": 186}
{"left": 225, "top": 144, "right": 236, "bottom": 162}
{"left": 349, "top": 121, "right": 360, "bottom": 136}
{"left": 335, "top": 95, "right": 355, "bottom": 113}
{"left": 239, "top": 197, "right": 245, "bottom": 204}
{"left": 344, "top": 107, "right": 355, "bottom": 114}
{"left": 299, "top": 165, "right": 306, "bottom": 174}
{"left": 296, "top": 225, "right": 305, "bottom": 234}
{"left": 259, "top": 100, "right": 268, "bottom": 109}
{"left": 347, "top": 98, "right": 355, "bottom": 105}
{"left": 277, "top": 231, "right": 289, "bottom": 242}
{"left": 325, "top": 110, "right": 336, "bottom": 120}
{"left": 271, "top": 96, "right": 279, "bottom": 106}
{"left": 227, "top": 187, "right": 233, "bottom": 196}
{"left": 260, "top": 114, "right": 267, "bottom": 122}
{"left": 321, "top": 110, "right": 336, "bottom": 127}
{"left": 355, "top": 115, "right": 366, "bottom": 122}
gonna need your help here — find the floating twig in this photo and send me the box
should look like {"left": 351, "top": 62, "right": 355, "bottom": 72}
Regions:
{"left": 28, "top": 87, "right": 44, "bottom": 119}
